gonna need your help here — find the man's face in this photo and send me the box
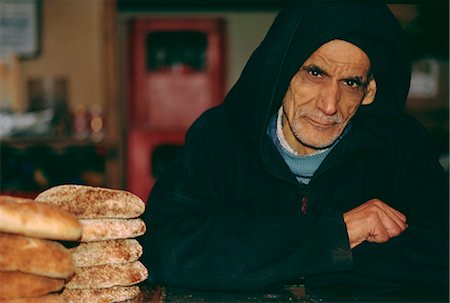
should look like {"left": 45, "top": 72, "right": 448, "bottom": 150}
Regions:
{"left": 282, "top": 39, "right": 376, "bottom": 155}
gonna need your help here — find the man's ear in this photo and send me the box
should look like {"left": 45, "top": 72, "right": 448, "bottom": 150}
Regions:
{"left": 362, "top": 78, "right": 377, "bottom": 105}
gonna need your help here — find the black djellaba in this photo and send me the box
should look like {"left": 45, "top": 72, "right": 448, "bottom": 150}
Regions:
{"left": 139, "top": 1, "right": 449, "bottom": 301}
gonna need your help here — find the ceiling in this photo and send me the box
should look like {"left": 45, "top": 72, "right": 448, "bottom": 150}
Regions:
{"left": 117, "top": 0, "right": 449, "bottom": 12}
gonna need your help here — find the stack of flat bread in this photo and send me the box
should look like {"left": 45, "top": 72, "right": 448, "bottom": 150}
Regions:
{"left": 0, "top": 195, "right": 82, "bottom": 302}
{"left": 35, "top": 185, "right": 148, "bottom": 303}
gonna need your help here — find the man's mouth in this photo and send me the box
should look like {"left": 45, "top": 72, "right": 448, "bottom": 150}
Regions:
{"left": 305, "top": 116, "right": 336, "bottom": 128}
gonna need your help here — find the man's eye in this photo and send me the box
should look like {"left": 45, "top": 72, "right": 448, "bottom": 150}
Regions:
{"left": 308, "top": 69, "right": 322, "bottom": 77}
{"left": 344, "top": 79, "right": 361, "bottom": 88}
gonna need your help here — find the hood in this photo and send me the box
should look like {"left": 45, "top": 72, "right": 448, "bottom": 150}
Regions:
{"left": 223, "top": 1, "right": 411, "bottom": 154}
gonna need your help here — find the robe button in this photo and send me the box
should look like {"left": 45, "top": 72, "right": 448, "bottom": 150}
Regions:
{"left": 301, "top": 196, "right": 307, "bottom": 214}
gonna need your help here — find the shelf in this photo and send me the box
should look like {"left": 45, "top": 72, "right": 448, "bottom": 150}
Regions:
{"left": 0, "top": 136, "right": 105, "bottom": 149}
{"left": 1, "top": 137, "right": 108, "bottom": 195}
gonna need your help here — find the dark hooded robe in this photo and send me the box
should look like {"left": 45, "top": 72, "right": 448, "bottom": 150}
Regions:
{"left": 140, "top": 1, "right": 449, "bottom": 299}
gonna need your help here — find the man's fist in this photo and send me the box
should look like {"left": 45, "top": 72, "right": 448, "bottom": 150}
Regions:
{"left": 343, "top": 199, "right": 408, "bottom": 249}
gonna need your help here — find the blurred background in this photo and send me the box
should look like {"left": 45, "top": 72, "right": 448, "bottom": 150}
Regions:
{"left": 0, "top": 0, "right": 448, "bottom": 201}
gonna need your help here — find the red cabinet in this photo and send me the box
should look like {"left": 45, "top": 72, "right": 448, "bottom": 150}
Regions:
{"left": 127, "top": 18, "right": 226, "bottom": 200}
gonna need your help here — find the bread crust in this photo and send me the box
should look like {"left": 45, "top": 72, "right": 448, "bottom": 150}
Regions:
{"left": 35, "top": 185, "right": 145, "bottom": 219}
{"left": 65, "top": 261, "right": 148, "bottom": 289}
{"left": 0, "top": 271, "right": 64, "bottom": 300}
{"left": 61, "top": 286, "right": 140, "bottom": 303}
{"left": 70, "top": 239, "right": 143, "bottom": 267}
{"left": 0, "top": 233, "right": 74, "bottom": 279}
{"left": 0, "top": 196, "right": 81, "bottom": 241}
{"left": 80, "top": 219, "right": 146, "bottom": 242}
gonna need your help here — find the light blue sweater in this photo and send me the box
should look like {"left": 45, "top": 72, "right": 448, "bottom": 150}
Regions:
{"left": 267, "top": 107, "right": 348, "bottom": 184}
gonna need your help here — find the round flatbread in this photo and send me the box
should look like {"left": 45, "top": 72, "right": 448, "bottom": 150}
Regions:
{"left": 65, "top": 261, "right": 148, "bottom": 289}
{"left": 70, "top": 239, "right": 143, "bottom": 267}
{"left": 61, "top": 286, "right": 140, "bottom": 303}
{"left": 0, "top": 195, "right": 81, "bottom": 241}
{"left": 80, "top": 219, "right": 146, "bottom": 242}
{"left": 35, "top": 185, "right": 145, "bottom": 219}
{"left": 0, "top": 271, "right": 64, "bottom": 300}
{"left": 0, "top": 233, "right": 74, "bottom": 279}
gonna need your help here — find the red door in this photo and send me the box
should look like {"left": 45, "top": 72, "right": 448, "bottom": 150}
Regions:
{"left": 127, "top": 18, "right": 226, "bottom": 201}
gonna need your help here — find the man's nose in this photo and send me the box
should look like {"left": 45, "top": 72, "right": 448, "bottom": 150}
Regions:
{"left": 317, "top": 82, "right": 339, "bottom": 115}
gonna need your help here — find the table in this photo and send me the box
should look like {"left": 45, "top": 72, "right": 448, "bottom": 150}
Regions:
{"left": 137, "top": 282, "right": 449, "bottom": 302}
{"left": 138, "top": 283, "right": 314, "bottom": 302}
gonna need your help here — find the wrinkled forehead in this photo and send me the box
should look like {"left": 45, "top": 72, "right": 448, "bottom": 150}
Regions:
{"left": 304, "top": 39, "right": 372, "bottom": 73}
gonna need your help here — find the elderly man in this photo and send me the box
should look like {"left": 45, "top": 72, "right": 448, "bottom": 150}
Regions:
{"left": 140, "top": 1, "right": 449, "bottom": 298}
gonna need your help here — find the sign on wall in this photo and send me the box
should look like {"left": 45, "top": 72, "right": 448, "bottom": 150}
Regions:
{"left": 0, "top": 0, "right": 40, "bottom": 58}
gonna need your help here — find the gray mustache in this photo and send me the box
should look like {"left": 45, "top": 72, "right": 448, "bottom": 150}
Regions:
{"left": 296, "top": 109, "right": 344, "bottom": 124}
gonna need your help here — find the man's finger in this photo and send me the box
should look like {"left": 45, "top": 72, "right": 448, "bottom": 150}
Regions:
{"left": 370, "top": 199, "right": 407, "bottom": 222}
{"left": 375, "top": 210, "right": 407, "bottom": 238}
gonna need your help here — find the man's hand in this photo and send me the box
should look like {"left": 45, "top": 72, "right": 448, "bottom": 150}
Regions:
{"left": 343, "top": 199, "right": 408, "bottom": 249}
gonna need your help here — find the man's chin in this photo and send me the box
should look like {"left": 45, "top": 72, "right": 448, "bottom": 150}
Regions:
{"left": 295, "top": 134, "right": 340, "bottom": 151}
{"left": 291, "top": 122, "right": 345, "bottom": 153}
{"left": 304, "top": 140, "right": 335, "bottom": 151}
